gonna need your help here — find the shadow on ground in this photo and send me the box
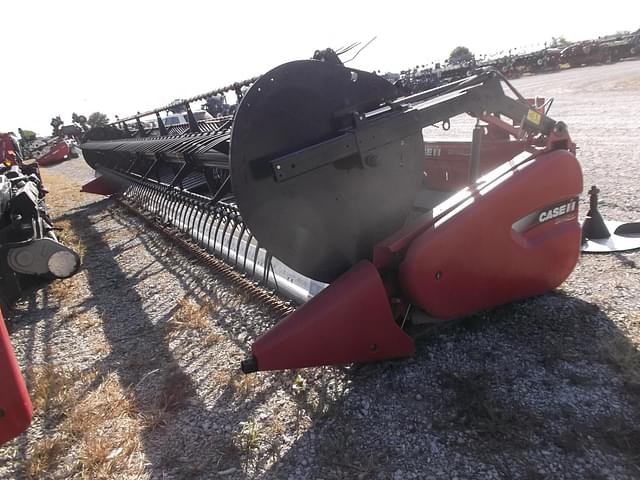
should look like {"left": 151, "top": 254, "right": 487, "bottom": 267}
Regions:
{"left": 7, "top": 197, "right": 640, "bottom": 479}
{"left": 110, "top": 200, "right": 640, "bottom": 479}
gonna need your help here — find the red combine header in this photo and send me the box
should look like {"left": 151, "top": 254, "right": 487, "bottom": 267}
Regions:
{"left": 0, "top": 133, "right": 81, "bottom": 445}
{"left": 36, "top": 138, "right": 76, "bottom": 166}
{"left": 78, "top": 49, "right": 583, "bottom": 373}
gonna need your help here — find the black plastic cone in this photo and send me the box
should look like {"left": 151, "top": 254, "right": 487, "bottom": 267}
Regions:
{"left": 582, "top": 186, "right": 610, "bottom": 241}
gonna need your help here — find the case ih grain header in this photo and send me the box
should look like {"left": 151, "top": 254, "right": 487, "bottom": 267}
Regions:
{"left": 79, "top": 49, "right": 584, "bottom": 373}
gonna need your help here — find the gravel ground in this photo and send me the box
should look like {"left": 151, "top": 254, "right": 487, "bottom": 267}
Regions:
{"left": 1, "top": 60, "right": 639, "bottom": 480}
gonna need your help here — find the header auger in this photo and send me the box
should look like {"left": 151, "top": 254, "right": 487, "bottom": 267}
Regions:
{"left": 80, "top": 49, "right": 583, "bottom": 373}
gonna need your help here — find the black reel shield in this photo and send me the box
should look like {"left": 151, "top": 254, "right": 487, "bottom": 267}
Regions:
{"left": 230, "top": 60, "right": 424, "bottom": 282}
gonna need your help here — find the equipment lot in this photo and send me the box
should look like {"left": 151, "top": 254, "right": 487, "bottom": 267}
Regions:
{"left": 1, "top": 60, "right": 639, "bottom": 479}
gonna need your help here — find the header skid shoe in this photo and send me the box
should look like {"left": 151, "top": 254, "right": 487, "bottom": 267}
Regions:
{"left": 243, "top": 261, "right": 415, "bottom": 372}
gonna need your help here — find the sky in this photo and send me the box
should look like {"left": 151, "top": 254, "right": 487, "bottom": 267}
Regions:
{"left": 1, "top": 0, "right": 638, "bottom": 136}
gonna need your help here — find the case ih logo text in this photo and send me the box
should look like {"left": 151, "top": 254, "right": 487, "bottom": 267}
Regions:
{"left": 538, "top": 199, "right": 577, "bottom": 223}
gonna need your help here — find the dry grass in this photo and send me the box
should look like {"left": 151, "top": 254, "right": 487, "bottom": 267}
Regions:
{"left": 25, "top": 437, "right": 67, "bottom": 479}
{"left": 47, "top": 276, "right": 82, "bottom": 304}
{"left": 208, "top": 369, "right": 233, "bottom": 389}
{"left": 76, "top": 427, "right": 142, "bottom": 479}
{"left": 54, "top": 218, "right": 87, "bottom": 261}
{"left": 203, "top": 332, "right": 225, "bottom": 347}
{"left": 60, "top": 374, "right": 137, "bottom": 438}
{"left": 235, "top": 421, "right": 262, "bottom": 452}
{"left": 230, "top": 374, "right": 259, "bottom": 397}
{"left": 265, "top": 415, "right": 286, "bottom": 437}
{"left": 139, "top": 366, "right": 193, "bottom": 431}
{"left": 38, "top": 169, "right": 95, "bottom": 216}
{"left": 65, "top": 309, "right": 101, "bottom": 331}
{"left": 38, "top": 168, "right": 91, "bottom": 262}
{"left": 23, "top": 366, "right": 146, "bottom": 480}
{"left": 28, "top": 364, "right": 87, "bottom": 414}
{"left": 164, "top": 297, "right": 218, "bottom": 339}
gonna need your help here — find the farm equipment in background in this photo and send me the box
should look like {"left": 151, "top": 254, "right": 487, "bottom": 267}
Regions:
{"left": 390, "top": 28, "right": 640, "bottom": 95}
{"left": 391, "top": 47, "right": 562, "bottom": 95}
{"left": 560, "top": 41, "right": 612, "bottom": 67}
{"left": 0, "top": 160, "right": 81, "bottom": 312}
{"left": 80, "top": 48, "right": 582, "bottom": 373}
{"left": 33, "top": 137, "right": 78, "bottom": 166}
{"left": 560, "top": 32, "right": 640, "bottom": 67}
{"left": 511, "top": 48, "right": 562, "bottom": 75}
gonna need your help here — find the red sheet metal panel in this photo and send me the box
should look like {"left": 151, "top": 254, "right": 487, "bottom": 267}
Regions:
{"left": 81, "top": 175, "right": 120, "bottom": 196}
{"left": 0, "top": 309, "right": 32, "bottom": 445}
{"left": 37, "top": 142, "right": 71, "bottom": 166}
{"left": 400, "top": 149, "right": 583, "bottom": 319}
{"left": 250, "top": 261, "right": 415, "bottom": 371}
{"left": 424, "top": 139, "right": 532, "bottom": 191}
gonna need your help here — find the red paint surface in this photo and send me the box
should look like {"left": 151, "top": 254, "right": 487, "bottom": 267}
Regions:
{"left": 424, "top": 139, "right": 532, "bottom": 191}
{"left": 0, "top": 133, "right": 22, "bottom": 166}
{"left": 38, "top": 142, "right": 71, "bottom": 165}
{"left": 0, "top": 309, "right": 32, "bottom": 445}
{"left": 81, "top": 175, "right": 120, "bottom": 196}
{"left": 400, "top": 149, "right": 583, "bottom": 319}
{"left": 251, "top": 261, "right": 415, "bottom": 371}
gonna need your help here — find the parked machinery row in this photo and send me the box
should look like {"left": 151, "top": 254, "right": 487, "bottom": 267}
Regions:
{"left": 392, "top": 29, "right": 640, "bottom": 94}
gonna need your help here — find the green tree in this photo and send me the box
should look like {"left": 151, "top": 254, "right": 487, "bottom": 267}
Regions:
{"left": 72, "top": 112, "right": 89, "bottom": 131}
{"left": 50, "top": 116, "right": 63, "bottom": 136}
{"left": 550, "top": 36, "right": 570, "bottom": 48}
{"left": 18, "top": 128, "right": 36, "bottom": 141}
{"left": 87, "top": 112, "right": 110, "bottom": 128}
{"left": 449, "top": 46, "right": 474, "bottom": 64}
